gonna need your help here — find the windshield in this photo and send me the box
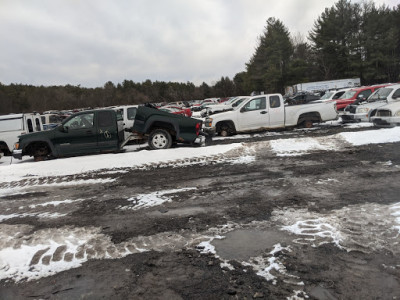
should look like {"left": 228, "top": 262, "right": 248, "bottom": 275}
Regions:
{"left": 0, "top": 117, "right": 23, "bottom": 132}
{"left": 224, "top": 97, "right": 238, "bottom": 105}
{"left": 339, "top": 90, "right": 357, "bottom": 99}
{"left": 368, "top": 88, "right": 393, "bottom": 101}
{"left": 232, "top": 97, "right": 247, "bottom": 108}
{"left": 319, "top": 92, "right": 334, "bottom": 100}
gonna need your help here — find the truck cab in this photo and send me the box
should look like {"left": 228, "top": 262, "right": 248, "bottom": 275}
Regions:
{"left": 0, "top": 113, "right": 43, "bottom": 157}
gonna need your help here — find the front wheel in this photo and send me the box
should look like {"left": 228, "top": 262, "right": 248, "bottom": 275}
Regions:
{"left": 33, "top": 144, "right": 50, "bottom": 161}
{"left": 148, "top": 129, "right": 172, "bottom": 150}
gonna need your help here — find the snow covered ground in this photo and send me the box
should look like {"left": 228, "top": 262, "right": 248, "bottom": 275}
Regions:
{"left": 1, "top": 125, "right": 400, "bottom": 285}
{"left": 1, "top": 126, "right": 399, "bottom": 183}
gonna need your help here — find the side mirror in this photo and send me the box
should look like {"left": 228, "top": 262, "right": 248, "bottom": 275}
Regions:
{"left": 62, "top": 126, "right": 69, "bottom": 133}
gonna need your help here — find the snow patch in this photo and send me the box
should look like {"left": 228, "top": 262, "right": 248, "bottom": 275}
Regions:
{"left": 120, "top": 187, "right": 197, "bottom": 210}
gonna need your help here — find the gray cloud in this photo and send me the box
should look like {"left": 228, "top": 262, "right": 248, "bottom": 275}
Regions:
{"left": 0, "top": 0, "right": 395, "bottom": 88}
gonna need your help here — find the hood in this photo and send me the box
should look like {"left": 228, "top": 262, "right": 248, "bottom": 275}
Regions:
{"left": 18, "top": 126, "right": 58, "bottom": 141}
{"left": 376, "top": 101, "right": 400, "bottom": 112}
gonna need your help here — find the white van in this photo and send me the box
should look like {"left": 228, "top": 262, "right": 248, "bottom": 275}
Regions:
{"left": 0, "top": 113, "right": 43, "bottom": 156}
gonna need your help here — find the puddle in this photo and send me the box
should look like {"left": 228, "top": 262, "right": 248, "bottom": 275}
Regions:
{"left": 150, "top": 206, "right": 207, "bottom": 217}
{"left": 212, "top": 228, "right": 291, "bottom": 261}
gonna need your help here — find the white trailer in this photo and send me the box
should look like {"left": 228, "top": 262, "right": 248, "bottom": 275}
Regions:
{"left": 288, "top": 78, "right": 361, "bottom": 94}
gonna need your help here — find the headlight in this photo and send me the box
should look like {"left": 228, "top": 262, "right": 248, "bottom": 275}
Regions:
{"left": 205, "top": 118, "right": 213, "bottom": 127}
{"left": 395, "top": 111, "right": 400, "bottom": 117}
{"left": 14, "top": 143, "right": 20, "bottom": 150}
{"left": 357, "top": 108, "right": 370, "bottom": 113}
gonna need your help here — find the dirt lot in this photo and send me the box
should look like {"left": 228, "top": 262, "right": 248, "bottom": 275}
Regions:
{"left": 0, "top": 125, "right": 399, "bottom": 299}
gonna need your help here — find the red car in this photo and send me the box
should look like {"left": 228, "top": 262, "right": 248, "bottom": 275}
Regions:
{"left": 334, "top": 84, "right": 391, "bottom": 110}
{"left": 160, "top": 106, "right": 192, "bottom": 117}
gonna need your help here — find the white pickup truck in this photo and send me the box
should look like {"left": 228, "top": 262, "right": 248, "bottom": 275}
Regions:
{"left": 203, "top": 94, "right": 338, "bottom": 136}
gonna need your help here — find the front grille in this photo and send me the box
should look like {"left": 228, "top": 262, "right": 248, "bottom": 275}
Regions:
{"left": 376, "top": 110, "right": 392, "bottom": 117}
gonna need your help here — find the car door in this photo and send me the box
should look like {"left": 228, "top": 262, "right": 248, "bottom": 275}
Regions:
{"left": 237, "top": 97, "right": 269, "bottom": 131}
{"left": 53, "top": 112, "right": 97, "bottom": 156}
{"left": 268, "top": 95, "right": 285, "bottom": 128}
{"left": 96, "top": 110, "right": 119, "bottom": 151}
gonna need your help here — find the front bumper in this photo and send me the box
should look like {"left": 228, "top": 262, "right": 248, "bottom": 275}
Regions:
{"left": 341, "top": 112, "right": 368, "bottom": 123}
{"left": 202, "top": 127, "right": 216, "bottom": 137}
{"left": 371, "top": 117, "right": 400, "bottom": 128}
{"left": 12, "top": 149, "right": 23, "bottom": 160}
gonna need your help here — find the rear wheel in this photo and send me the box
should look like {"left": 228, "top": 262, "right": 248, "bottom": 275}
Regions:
{"left": 303, "top": 119, "right": 313, "bottom": 128}
{"left": 148, "top": 129, "right": 172, "bottom": 150}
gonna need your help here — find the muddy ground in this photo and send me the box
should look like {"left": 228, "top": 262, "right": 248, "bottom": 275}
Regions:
{"left": 0, "top": 125, "right": 400, "bottom": 299}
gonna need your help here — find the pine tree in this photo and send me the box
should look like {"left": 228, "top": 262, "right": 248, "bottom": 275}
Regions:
{"left": 246, "top": 17, "right": 293, "bottom": 93}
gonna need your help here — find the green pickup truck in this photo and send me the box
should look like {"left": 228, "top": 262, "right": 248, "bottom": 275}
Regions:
{"left": 13, "top": 109, "right": 123, "bottom": 161}
{"left": 131, "top": 105, "right": 204, "bottom": 150}
{"left": 12, "top": 106, "right": 207, "bottom": 161}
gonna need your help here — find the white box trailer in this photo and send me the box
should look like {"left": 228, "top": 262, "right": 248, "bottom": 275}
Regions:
{"left": 289, "top": 78, "right": 361, "bottom": 94}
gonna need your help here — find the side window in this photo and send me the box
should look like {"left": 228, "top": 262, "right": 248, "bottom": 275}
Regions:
{"left": 64, "top": 113, "right": 94, "bottom": 129}
{"left": 41, "top": 116, "right": 46, "bottom": 124}
{"left": 27, "top": 119, "right": 34, "bottom": 132}
{"left": 127, "top": 107, "right": 137, "bottom": 120}
{"left": 393, "top": 89, "right": 400, "bottom": 98}
{"left": 243, "top": 97, "right": 266, "bottom": 111}
{"left": 359, "top": 89, "right": 372, "bottom": 99}
{"left": 98, "top": 111, "right": 114, "bottom": 127}
{"left": 269, "top": 96, "right": 281, "bottom": 108}
{"left": 116, "top": 109, "right": 123, "bottom": 121}
{"left": 35, "top": 118, "right": 41, "bottom": 131}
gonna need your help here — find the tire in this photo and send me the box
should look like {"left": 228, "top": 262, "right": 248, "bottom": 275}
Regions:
{"left": 219, "top": 126, "right": 229, "bottom": 137}
{"left": 218, "top": 123, "right": 233, "bottom": 137}
{"left": 148, "top": 129, "right": 172, "bottom": 150}
{"left": 303, "top": 119, "right": 313, "bottom": 128}
{"left": 33, "top": 144, "right": 50, "bottom": 161}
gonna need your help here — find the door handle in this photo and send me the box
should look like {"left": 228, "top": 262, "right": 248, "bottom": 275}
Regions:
{"left": 260, "top": 111, "right": 268, "bottom": 114}
{"left": 86, "top": 130, "right": 93, "bottom": 134}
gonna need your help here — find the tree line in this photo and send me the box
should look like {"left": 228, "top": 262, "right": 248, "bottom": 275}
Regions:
{"left": 1, "top": 0, "right": 399, "bottom": 115}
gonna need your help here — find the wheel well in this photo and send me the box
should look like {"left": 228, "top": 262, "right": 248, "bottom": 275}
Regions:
{"left": 0, "top": 141, "right": 11, "bottom": 155}
{"left": 369, "top": 109, "right": 377, "bottom": 118}
{"left": 297, "top": 112, "right": 321, "bottom": 125}
{"left": 216, "top": 120, "right": 236, "bottom": 133}
{"left": 148, "top": 122, "right": 176, "bottom": 138}
{"left": 26, "top": 141, "right": 51, "bottom": 156}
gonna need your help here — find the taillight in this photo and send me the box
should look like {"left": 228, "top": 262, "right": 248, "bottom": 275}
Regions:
{"left": 195, "top": 122, "right": 201, "bottom": 136}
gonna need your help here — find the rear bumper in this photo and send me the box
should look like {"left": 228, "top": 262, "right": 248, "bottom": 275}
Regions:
{"left": 12, "top": 149, "right": 23, "bottom": 159}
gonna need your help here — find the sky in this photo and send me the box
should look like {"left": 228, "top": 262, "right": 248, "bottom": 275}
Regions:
{"left": 0, "top": 0, "right": 398, "bottom": 88}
